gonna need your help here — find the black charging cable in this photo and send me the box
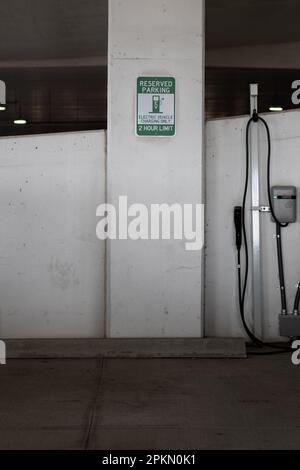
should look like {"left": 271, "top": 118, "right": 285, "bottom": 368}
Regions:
{"left": 276, "top": 223, "right": 287, "bottom": 314}
{"left": 255, "top": 113, "right": 289, "bottom": 229}
{"left": 235, "top": 112, "right": 292, "bottom": 355}
{"left": 293, "top": 282, "right": 300, "bottom": 315}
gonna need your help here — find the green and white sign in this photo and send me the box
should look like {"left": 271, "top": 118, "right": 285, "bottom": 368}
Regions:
{"left": 136, "top": 77, "right": 176, "bottom": 136}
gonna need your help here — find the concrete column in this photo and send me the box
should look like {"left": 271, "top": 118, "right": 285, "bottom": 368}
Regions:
{"left": 107, "top": 0, "right": 204, "bottom": 337}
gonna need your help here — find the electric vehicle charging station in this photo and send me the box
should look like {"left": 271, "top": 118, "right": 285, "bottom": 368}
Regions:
{"left": 206, "top": 84, "right": 300, "bottom": 347}
{"left": 233, "top": 85, "right": 300, "bottom": 351}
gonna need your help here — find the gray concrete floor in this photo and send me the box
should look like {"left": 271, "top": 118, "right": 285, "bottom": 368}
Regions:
{"left": 0, "top": 356, "right": 299, "bottom": 450}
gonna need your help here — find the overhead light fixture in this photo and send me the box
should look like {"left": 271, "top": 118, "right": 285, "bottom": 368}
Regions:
{"left": 14, "top": 118, "right": 27, "bottom": 125}
{"left": 269, "top": 106, "right": 283, "bottom": 112}
{"left": 14, "top": 100, "right": 27, "bottom": 125}
{"left": 0, "top": 104, "right": 6, "bottom": 111}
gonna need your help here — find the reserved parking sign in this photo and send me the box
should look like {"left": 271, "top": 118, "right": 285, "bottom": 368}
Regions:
{"left": 136, "top": 77, "right": 176, "bottom": 136}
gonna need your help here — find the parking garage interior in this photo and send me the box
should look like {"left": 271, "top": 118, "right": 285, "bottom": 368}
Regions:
{"left": 0, "top": 0, "right": 300, "bottom": 455}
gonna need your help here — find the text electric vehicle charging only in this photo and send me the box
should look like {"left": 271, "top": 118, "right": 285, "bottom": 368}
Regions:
{"left": 234, "top": 106, "right": 300, "bottom": 355}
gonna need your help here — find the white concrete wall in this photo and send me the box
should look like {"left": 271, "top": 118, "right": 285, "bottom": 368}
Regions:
{"left": 0, "top": 131, "right": 106, "bottom": 338}
{"left": 205, "top": 110, "right": 300, "bottom": 340}
{"left": 108, "top": 0, "right": 204, "bottom": 337}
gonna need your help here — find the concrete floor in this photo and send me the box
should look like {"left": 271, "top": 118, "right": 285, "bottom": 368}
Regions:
{"left": 0, "top": 356, "right": 299, "bottom": 450}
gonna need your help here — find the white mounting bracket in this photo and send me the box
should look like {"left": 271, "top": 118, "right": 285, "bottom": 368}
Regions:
{"left": 249, "top": 83, "right": 263, "bottom": 338}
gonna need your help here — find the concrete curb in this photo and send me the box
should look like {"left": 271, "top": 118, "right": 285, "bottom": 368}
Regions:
{"left": 4, "top": 338, "right": 247, "bottom": 359}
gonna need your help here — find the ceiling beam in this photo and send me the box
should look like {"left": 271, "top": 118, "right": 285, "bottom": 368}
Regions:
{"left": 0, "top": 57, "right": 107, "bottom": 69}
{"left": 206, "top": 42, "right": 300, "bottom": 70}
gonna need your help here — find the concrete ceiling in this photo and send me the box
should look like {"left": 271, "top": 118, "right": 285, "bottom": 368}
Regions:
{"left": 0, "top": 0, "right": 299, "bottom": 62}
{"left": 206, "top": 0, "right": 300, "bottom": 49}
{"left": 0, "top": 0, "right": 108, "bottom": 62}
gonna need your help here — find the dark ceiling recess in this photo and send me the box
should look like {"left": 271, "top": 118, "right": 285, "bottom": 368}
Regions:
{"left": 0, "top": 67, "right": 107, "bottom": 136}
{"left": 206, "top": 67, "right": 300, "bottom": 120}
{"left": 6, "top": 66, "right": 299, "bottom": 135}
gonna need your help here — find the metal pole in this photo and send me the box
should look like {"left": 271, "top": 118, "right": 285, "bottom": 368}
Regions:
{"left": 249, "top": 84, "right": 263, "bottom": 337}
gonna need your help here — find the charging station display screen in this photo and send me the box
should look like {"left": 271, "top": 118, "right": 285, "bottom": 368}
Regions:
{"left": 136, "top": 77, "right": 176, "bottom": 137}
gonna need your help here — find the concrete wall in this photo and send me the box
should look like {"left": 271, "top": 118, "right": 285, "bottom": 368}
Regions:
{"left": 0, "top": 131, "right": 106, "bottom": 338}
{"left": 107, "top": 0, "right": 204, "bottom": 337}
{"left": 205, "top": 110, "right": 300, "bottom": 341}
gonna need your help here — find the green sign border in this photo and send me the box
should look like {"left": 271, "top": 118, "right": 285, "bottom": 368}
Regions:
{"left": 136, "top": 76, "right": 176, "bottom": 137}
